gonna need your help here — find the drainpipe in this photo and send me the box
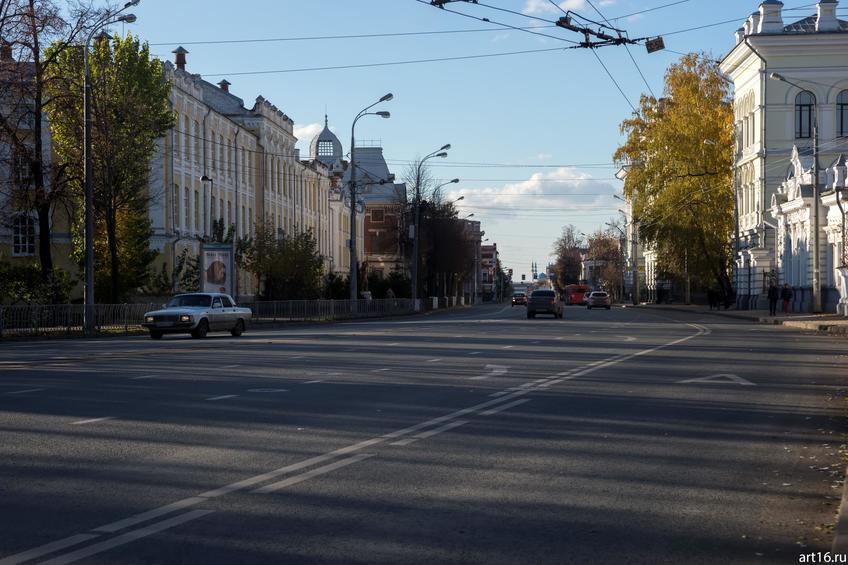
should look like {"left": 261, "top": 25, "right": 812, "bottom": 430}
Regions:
{"left": 233, "top": 129, "right": 240, "bottom": 300}
{"left": 201, "top": 106, "right": 213, "bottom": 236}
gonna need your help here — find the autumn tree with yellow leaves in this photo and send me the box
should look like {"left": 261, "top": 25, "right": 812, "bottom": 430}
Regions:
{"left": 614, "top": 53, "right": 735, "bottom": 298}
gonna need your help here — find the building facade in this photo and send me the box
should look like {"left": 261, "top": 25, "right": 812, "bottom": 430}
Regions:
{"left": 721, "top": 0, "right": 848, "bottom": 312}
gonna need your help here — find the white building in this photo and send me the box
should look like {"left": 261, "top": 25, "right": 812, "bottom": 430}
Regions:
{"left": 720, "top": 0, "right": 848, "bottom": 312}
{"left": 150, "top": 48, "right": 364, "bottom": 298}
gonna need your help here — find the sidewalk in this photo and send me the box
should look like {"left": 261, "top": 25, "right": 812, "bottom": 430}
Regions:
{"left": 626, "top": 303, "right": 848, "bottom": 335}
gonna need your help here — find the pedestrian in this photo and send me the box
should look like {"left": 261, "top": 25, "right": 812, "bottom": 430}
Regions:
{"left": 780, "top": 283, "right": 793, "bottom": 315}
{"left": 767, "top": 281, "right": 779, "bottom": 316}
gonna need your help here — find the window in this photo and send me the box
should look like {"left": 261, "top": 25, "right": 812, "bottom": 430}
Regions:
{"left": 194, "top": 189, "right": 200, "bottom": 232}
{"left": 184, "top": 187, "right": 190, "bottom": 229}
{"left": 795, "top": 91, "right": 815, "bottom": 139}
{"left": 194, "top": 121, "right": 201, "bottom": 163}
{"left": 12, "top": 214, "right": 36, "bottom": 256}
{"left": 12, "top": 154, "right": 32, "bottom": 187}
{"left": 219, "top": 198, "right": 224, "bottom": 221}
{"left": 210, "top": 129, "right": 216, "bottom": 170}
{"left": 371, "top": 209, "right": 385, "bottom": 223}
{"left": 838, "top": 90, "right": 848, "bottom": 138}
{"left": 227, "top": 201, "right": 232, "bottom": 227}
{"left": 174, "top": 112, "right": 181, "bottom": 156}
{"left": 221, "top": 296, "right": 234, "bottom": 307}
{"left": 173, "top": 183, "right": 179, "bottom": 228}
{"left": 317, "top": 140, "right": 334, "bottom": 157}
{"left": 183, "top": 116, "right": 190, "bottom": 160}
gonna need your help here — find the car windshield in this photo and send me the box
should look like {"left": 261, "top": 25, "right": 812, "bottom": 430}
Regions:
{"left": 532, "top": 291, "right": 555, "bottom": 297}
{"left": 593, "top": 292, "right": 608, "bottom": 297}
{"left": 513, "top": 293, "right": 525, "bottom": 297}
{"left": 167, "top": 294, "right": 212, "bottom": 308}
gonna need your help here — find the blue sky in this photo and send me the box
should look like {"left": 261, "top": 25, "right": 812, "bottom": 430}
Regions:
{"left": 125, "top": 0, "right": 842, "bottom": 277}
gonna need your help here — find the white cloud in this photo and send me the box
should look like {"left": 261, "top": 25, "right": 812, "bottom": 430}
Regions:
{"left": 294, "top": 122, "right": 323, "bottom": 145}
{"left": 447, "top": 167, "right": 618, "bottom": 219}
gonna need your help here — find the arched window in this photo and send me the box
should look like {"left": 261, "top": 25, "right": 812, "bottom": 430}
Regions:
{"left": 838, "top": 90, "right": 848, "bottom": 138}
{"left": 795, "top": 91, "right": 815, "bottom": 139}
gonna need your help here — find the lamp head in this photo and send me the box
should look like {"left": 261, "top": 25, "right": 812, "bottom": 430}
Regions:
{"left": 379, "top": 93, "right": 393, "bottom": 103}
{"left": 440, "top": 143, "right": 451, "bottom": 151}
{"left": 376, "top": 111, "right": 390, "bottom": 119}
{"left": 456, "top": 195, "right": 465, "bottom": 201}
{"left": 119, "top": 13, "right": 137, "bottom": 23}
{"left": 450, "top": 178, "right": 459, "bottom": 183}
{"left": 769, "top": 72, "right": 785, "bottom": 82}
{"left": 123, "top": 0, "right": 140, "bottom": 7}
{"left": 200, "top": 175, "right": 212, "bottom": 182}
{"left": 436, "top": 152, "right": 448, "bottom": 158}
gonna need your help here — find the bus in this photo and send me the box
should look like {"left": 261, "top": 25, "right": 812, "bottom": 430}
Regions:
{"left": 564, "top": 284, "right": 591, "bottom": 305}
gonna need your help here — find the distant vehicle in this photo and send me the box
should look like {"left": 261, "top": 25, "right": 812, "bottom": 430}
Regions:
{"left": 527, "top": 289, "right": 563, "bottom": 319}
{"left": 142, "top": 293, "right": 252, "bottom": 339}
{"left": 587, "top": 291, "right": 612, "bottom": 310}
{"left": 564, "top": 284, "right": 591, "bottom": 306}
{"left": 511, "top": 292, "right": 527, "bottom": 306}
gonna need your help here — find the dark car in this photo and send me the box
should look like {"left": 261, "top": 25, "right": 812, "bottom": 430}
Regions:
{"left": 527, "top": 289, "right": 563, "bottom": 319}
{"left": 511, "top": 292, "right": 527, "bottom": 306}
{"left": 587, "top": 291, "right": 612, "bottom": 310}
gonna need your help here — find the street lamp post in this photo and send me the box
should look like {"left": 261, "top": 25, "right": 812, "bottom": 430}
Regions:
{"left": 411, "top": 145, "right": 450, "bottom": 311}
{"left": 83, "top": 1, "right": 139, "bottom": 335}
{"left": 770, "top": 72, "right": 822, "bottom": 313}
{"left": 605, "top": 222, "right": 626, "bottom": 304}
{"left": 348, "top": 93, "right": 392, "bottom": 305}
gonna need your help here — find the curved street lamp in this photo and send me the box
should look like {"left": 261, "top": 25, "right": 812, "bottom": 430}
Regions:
{"left": 83, "top": 0, "right": 139, "bottom": 334}
{"left": 411, "top": 144, "right": 450, "bottom": 309}
{"left": 348, "top": 93, "right": 392, "bottom": 304}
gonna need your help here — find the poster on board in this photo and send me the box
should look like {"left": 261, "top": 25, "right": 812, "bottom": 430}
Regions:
{"left": 201, "top": 244, "right": 233, "bottom": 296}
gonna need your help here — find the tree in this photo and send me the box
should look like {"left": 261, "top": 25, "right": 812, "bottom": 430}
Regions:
{"left": 552, "top": 224, "right": 583, "bottom": 291}
{"left": 238, "top": 223, "right": 325, "bottom": 300}
{"left": 0, "top": 0, "right": 94, "bottom": 285}
{"left": 587, "top": 228, "right": 623, "bottom": 297}
{"left": 613, "top": 53, "right": 735, "bottom": 298}
{"left": 45, "top": 33, "right": 174, "bottom": 302}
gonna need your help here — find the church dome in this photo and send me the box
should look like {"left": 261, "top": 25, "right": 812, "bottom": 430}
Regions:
{"left": 309, "top": 115, "right": 343, "bottom": 165}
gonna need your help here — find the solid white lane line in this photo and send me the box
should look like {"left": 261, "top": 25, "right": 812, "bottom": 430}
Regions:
{"left": 94, "top": 497, "right": 207, "bottom": 534}
{"left": 0, "top": 534, "right": 100, "bottom": 565}
{"left": 481, "top": 399, "right": 531, "bottom": 416}
{"left": 303, "top": 380, "right": 323, "bottom": 384}
{"left": 414, "top": 419, "right": 469, "bottom": 440}
{"left": 70, "top": 417, "right": 115, "bottom": 426}
{"left": 131, "top": 375, "right": 157, "bottom": 380}
{"left": 372, "top": 368, "right": 391, "bottom": 373}
{"left": 221, "top": 364, "right": 240, "bottom": 369}
{"left": 205, "top": 395, "right": 238, "bottom": 401}
{"left": 502, "top": 345, "right": 514, "bottom": 349}
{"left": 427, "top": 358, "right": 442, "bottom": 363}
{"left": 388, "top": 342, "right": 400, "bottom": 346}
{"left": 254, "top": 453, "right": 374, "bottom": 494}
{"left": 468, "top": 351, "right": 481, "bottom": 355}
{"left": 6, "top": 388, "right": 44, "bottom": 395}
{"left": 41, "top": 510, "right": 214, "bottom": 565}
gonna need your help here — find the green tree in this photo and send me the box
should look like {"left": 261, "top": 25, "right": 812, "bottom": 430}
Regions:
{"left": 552, "top": 224, "right": 583, "bottom": 290}
{"left": 613, "top": 53, "right": 735, "bottom": 297}
{"left": 238, "top": 223, "right": 325, "bottom": 300}
{"left": 45, "top": 33, "right": 174, "bottom": 302}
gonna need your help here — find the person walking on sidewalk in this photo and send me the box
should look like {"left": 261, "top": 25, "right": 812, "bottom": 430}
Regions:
{"left": 780, "top": 283, "right": 793, "bottom": 315}
{"left": 767, "top": 281, "right": 779, "bottom": 316}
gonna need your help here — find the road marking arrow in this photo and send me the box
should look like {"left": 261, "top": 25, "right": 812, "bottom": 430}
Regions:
{"left": 678, "top": 373, "right": 755, "bottom": 386}
{"left": 471, "top": 364, "right": 508, "bottom": 380}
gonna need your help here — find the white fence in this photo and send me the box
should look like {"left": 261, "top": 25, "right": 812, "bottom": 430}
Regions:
{"left": 0, "top": 299, "right": 415, "bottom": 339}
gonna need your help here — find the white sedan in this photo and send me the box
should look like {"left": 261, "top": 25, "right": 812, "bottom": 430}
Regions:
{"left": 142, "top": 293, "right": 252, "bottom": 339}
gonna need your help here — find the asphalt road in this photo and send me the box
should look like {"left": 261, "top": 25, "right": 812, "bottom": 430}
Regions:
{"left": 1, "top": 304, "right": 846, "bottom": 564}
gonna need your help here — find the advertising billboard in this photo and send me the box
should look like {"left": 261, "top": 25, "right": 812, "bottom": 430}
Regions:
{"left": 201, "top": 244, "right": 233, "bottom": 296}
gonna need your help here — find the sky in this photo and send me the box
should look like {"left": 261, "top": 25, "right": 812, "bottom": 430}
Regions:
{"left": 123, "top": 0, "right": 846, "bottom": 279}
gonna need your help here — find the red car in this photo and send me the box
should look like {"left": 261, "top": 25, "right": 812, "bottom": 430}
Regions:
{"left": 511, "top": 292, "right": 527, "bottom": 306}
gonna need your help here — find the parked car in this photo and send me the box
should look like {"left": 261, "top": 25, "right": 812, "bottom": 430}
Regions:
{"left": 587, "top": 291, "right": 612, "bottom": 310}
{"left": 511, "top": 292, "right": 527, "bottom": 306}
{"left": 526, "top": 289, "right": 563, "bottom": 319}
{"left": 142, "top": 293, "right": 252, "bottom": 339}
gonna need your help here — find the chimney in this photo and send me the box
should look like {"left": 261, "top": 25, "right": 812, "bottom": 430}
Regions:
{"left": 0, "top": 41, "right": 12, "bottom": 61}
{"left": 816, "top": 0, "right": 840, "bottom": 32}
{"left": 172, "top": 46, "right": 188, "bottom": 71}
{"left": 758, "top": 0, "right": 784, "bottom": 33}
{"left": 748, "top": 11, "right": 761, "bottom": 34}
{"left": 735, "top": 27, "right": 746, "bottom": 43}
{"left": 217, "top": 79, "right": 231, "bottom": 93}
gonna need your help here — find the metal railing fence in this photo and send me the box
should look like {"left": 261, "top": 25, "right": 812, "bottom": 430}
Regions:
{"left": 0, "top": 299, "right": 415, "bottom": 339}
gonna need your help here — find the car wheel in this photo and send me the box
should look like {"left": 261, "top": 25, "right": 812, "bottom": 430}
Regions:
{"left": 587, "top": 306, "right": 592, "bottom": 310}
{"left": 149, "top": 331, "right": 163, "bottom": 340}
{"left": 231, "top": 319, "right": 245, "bottom": 337}
{"left": 191, "top": 319, "right": 209, "bottom": 339}
{"left": 606, "top": 306, "right": 611, "bottom": 310}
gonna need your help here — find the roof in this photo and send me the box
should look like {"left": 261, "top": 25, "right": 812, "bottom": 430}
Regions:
{"left": 309, "top": 115, "right": 343, "bottom": 164}
{"left": 783, "top": 15, "right": 848, "bottom": 33}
